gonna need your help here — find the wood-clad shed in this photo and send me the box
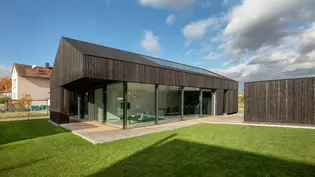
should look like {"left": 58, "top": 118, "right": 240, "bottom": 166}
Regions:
{"left": 244, "top": 77, "right": 315, "bottom": 125}
{"left": 50, "top": 37, "right": 238, "bottom": 128}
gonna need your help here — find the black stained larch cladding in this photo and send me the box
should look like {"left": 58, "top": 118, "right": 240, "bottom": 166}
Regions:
{"left": 244, "top": 77, "right": 315, "bottom": 125}
{"left": 82, "top": 55, "right": 238, "bottom": 90}
{"left": 215, "top": 89, "right": 224, "bottom": 115}
{"left": 50, "top": 87, "right": 69, "bottom": 124}
{"left": 50, "top": 38, "right": 84, "bottom": 89}
{"left": 226, "top": 90, "right": 238, "bottom": 114}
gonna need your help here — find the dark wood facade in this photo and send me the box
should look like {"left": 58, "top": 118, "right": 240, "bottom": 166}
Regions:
{"left": 83, "top": 55, "right": 238, "bottom": 90}
{"left": 50, "top": 37, "right": 238, "bottom": 124}
{"left": 244, "top": 77, "right": 315, "bottom": 125}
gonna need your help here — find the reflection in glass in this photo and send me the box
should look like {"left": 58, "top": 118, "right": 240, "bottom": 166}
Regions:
{"left": 158, "top": 85, "right": 181, "bottom": 124}
{"left": 94, "top": 88, "right": 104, "bottom": 122}
{"left": 107, "top": 83, "right": 124, "bottom": 128}
{"left": 183, "top": 89, "right": 200, "bottom": 120}
{"left": 127, "top": 83, "right": 155, "bottom": 128}
{"left": 202, "top": 91, "right": 212, "bottom": 116}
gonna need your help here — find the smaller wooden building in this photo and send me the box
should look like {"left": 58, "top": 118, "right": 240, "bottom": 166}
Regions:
{"left": 244, "top": 77, "right": 315, "bottom": 125}
{"left": 50, "top": 37, "right": 238, "bottom": 129}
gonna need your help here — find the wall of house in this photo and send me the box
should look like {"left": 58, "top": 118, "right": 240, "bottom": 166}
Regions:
{"left": 18, "top": 76, "right": 50, "bottom": 102}
{"left": 244, "top": 77, "right": 315, "bottom": 125}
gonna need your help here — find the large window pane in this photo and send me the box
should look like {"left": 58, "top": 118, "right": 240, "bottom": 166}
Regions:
{"left": 107, "top": 83, "right": 124, "bottom": 128}
{"left": 202, "top": 91, "right": 212, "bottom": 116}
{"left": 94, "top": 88, "right": 104, "bottom": 122}
{"left": 127, "top": 83, "right": 155, "bottom": 128}
{"left": 158, "top": 85, "right": 181, "bottom": 124}
{"left": 183, "top": 87, "right": 200, "bottom": 120}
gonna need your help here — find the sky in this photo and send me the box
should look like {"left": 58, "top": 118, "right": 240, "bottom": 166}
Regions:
{"left": 1, "top": 0, "right": 315, "bottom": 91}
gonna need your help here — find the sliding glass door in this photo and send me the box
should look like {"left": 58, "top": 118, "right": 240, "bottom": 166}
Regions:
{"left": 94, "top": 88, "right": 104, "bottom": 122}
{"left": 127, "top": 83, "right": 155, "bottom": 128}
{"left": 106, "top": 83, "right": 124, "bottom": 128}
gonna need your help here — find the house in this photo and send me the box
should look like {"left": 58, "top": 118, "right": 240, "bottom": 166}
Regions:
{"left": 50, "top": 37, "right": 238, "bottom": 129}
{"left": 10, "top": 63, "right": 52, "bottom": 106}
{"left": 244, "top": 77, "right": 315, "bottom": 125}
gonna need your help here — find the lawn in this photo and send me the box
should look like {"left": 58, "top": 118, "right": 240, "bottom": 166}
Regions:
{"left": 1, "top": 119, "right": 315, "bottom": 176}
{"left": 0, "top": 111, "right": 48, "bottom": 118}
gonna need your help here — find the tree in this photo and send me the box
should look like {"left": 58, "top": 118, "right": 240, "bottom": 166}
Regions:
{"left": 20, "top": 94, "right": 32, "bottom": 120}
{"left": 238, "top": 94, "right": 244, "bottom": 108}
{"left": 13, "top": 100, "right": 24, "bottom": 117}
{"left": 0, "top": 76, "right": 12, "bottom": 92}
{"left": 0, "top": 96, "right": 10, "bottom": 104}
{"left": 0, "top": 96, "right": 11, "bottom": 111}
{"left": 13, "top": 94, "right": 32, "bottom": 119}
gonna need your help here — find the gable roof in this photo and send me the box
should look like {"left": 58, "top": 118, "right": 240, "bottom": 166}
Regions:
{"left": 62, "top": 37, "right": 232, "bottom": 80}
{"left": 12, "top": 63, "right": 52, "bottom": 79}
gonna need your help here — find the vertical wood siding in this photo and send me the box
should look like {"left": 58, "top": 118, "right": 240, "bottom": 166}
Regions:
{"left": 244, "top": 77, "right": 315, "bottom": 125}
{"left": 50, "top": 39, "right": 84, "bottom": 89}
{"left": 50, "top": 87, "right": 70, "bottom": 124}
{"left": 226, "top": 90, "right": 238, "bottom": 114}
{"left": 83, "top": 55, "right": 238, "bottom": 90}
{"left": 215, "top": 89, "right": 224, "bottom": 115}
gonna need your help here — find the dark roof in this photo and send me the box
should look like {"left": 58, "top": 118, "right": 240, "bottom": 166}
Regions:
{"left": 12, "top": 63, "right": 52, "bottom": 79}
{"left": 63, "top": 37, "right": 232, "bottom": 80}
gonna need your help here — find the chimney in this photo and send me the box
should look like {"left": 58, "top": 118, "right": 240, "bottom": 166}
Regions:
{"left": 45, "top": 62, "right": 50, "bottom": 68}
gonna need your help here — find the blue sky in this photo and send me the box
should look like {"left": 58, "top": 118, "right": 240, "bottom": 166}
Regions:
{"left": 0, "top": 0, "right": 235, "bottom": 72}
{"left": 1, "top": 0, "right": 315, "bottom": 91}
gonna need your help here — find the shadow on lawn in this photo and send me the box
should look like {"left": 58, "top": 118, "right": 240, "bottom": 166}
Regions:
{"left": 0, "top": 155, "right": 57, "bottom": 173}
{"left": 0, "top": 119, "right": 67, "bottom": 145}
{"left": 90, "top": 135, "right": 315, "bottom": 177}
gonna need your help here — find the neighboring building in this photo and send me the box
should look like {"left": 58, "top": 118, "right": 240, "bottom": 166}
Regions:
{"left": 244, "top": 77, "right": 315, "bottom": 125}
{"left": 50, "top": 37, "right": 238, "bottom": 129}
{"left": 10, "top": 63, "right": 52, "bottom": 106}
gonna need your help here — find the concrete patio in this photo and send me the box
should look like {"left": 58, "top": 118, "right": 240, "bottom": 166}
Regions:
{"left": 59, "top": 115, "right": 243, "bottom": 144}
{"left": 57, "top": 115, "right": 315, "bottom": 144}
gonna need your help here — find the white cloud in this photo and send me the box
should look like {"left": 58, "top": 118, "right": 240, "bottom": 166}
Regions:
{"left": 181, "top": 0, "right": 315, "bottom": 89}
{"left": 166, "top": 14, "right": 176, "bottom": 26}
{"left": 139, "top": 0, "right": 196, "bottom": 9}
{"left": 297, "top": 23, "right": 315, "bottom": 55}
{"left": 204, "top": 52, "right": 224, "bottom": 60}
{"left": 221, "top": 0, "right": 315, "bottom": 63}
{"left": 141, "top": 31, "right": 161, "bottom": 53}
{"left": 182, "top": 18, "right": 221, "bottom": 40}
{"left": 212, "top": 44, "right": 315, "bottom": 91}
{"left": 0, "top": 65, "right": 11, "bottom": 77}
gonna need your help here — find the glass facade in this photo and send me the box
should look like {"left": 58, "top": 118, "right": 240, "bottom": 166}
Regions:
{"left": 183, "top": 88, "right": 200, "bottom": 120}
{"left": 94, "top": 88, "right": 104, "bottom": 122}
{"left": 73, "top": 82, "right": 215, "bottom": 129}
{"left": 127, "top": 83, "right": 155, "bottom": 128}
{"left": 158, "top": 85, "right": 181, "bottom": 124}
{"left": 202, "top": 91, "right": 212, "bottom": 116}
{"left": 106, "top": 83, "right": 124, "bottom": 128}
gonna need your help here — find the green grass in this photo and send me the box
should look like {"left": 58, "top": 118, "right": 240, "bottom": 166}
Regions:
{"left": 0, "top": 111, "right": 48, "bottom": 118}
{"left": 1, "top": 119, "right": 315, "bottom": 176}
{"left": 238, "top": 107, "right": 244, "bottom": 115}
